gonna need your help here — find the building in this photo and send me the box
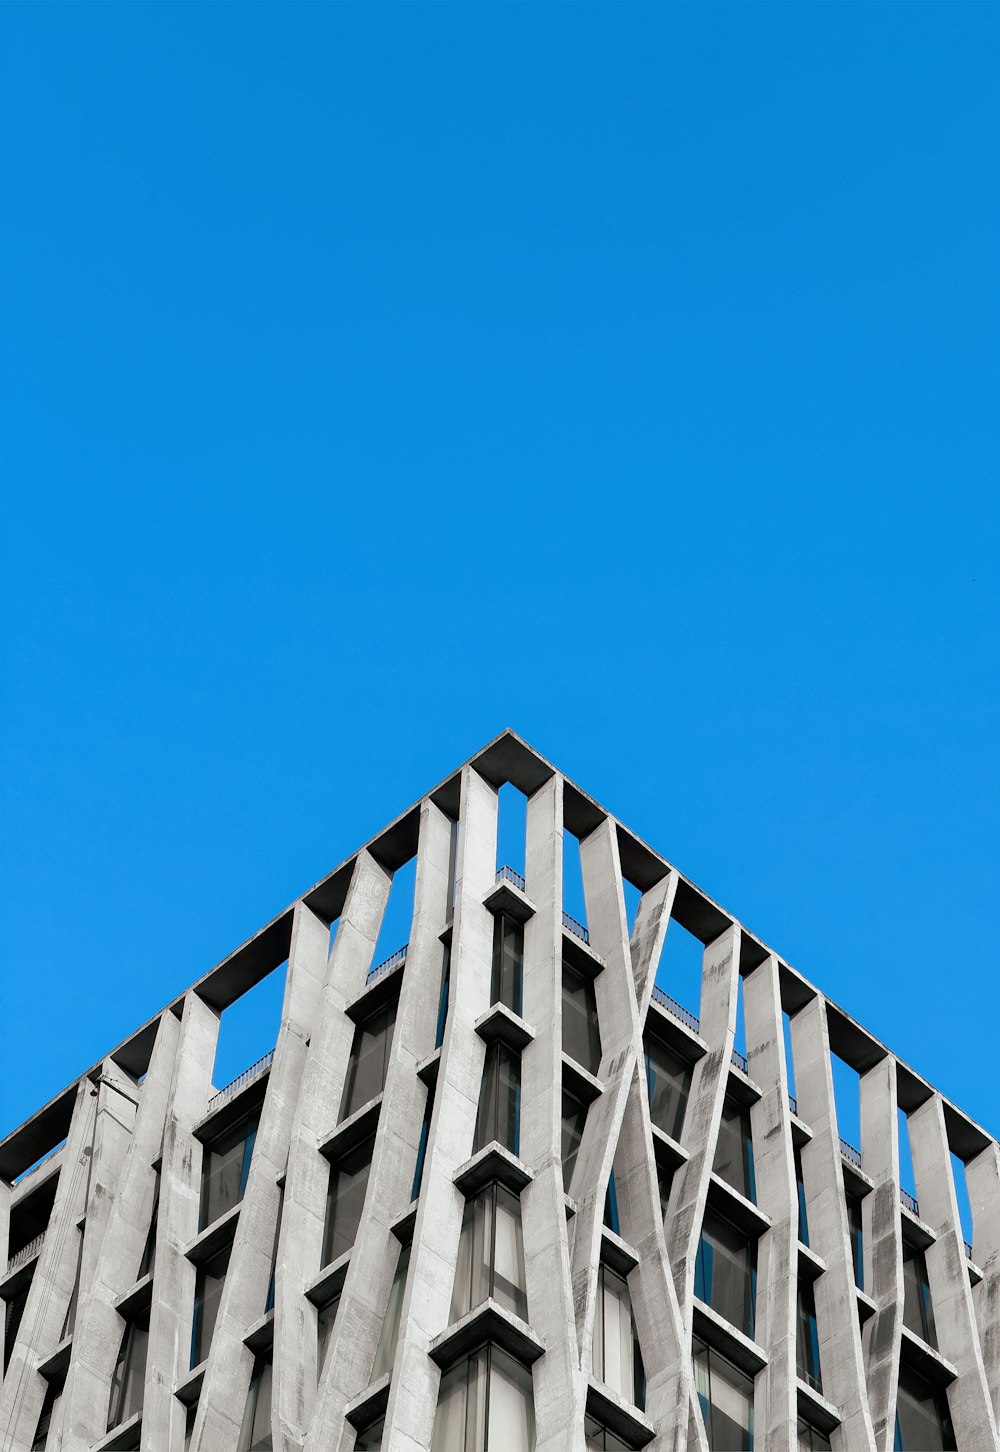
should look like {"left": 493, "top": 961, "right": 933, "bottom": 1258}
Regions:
{"left": 1, "top": 729, "right": 998, "bottom": 1452}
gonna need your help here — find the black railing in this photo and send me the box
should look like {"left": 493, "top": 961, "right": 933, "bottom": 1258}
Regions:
{"left": 965, "top": 1239, "right": 974, "bottom": 1260}
{"left": 366, "top": 944, "right": 408, "bottom": 984}
{"left": 900, "top": 1187, "right": 920, "bottom": 1217}
{"left": 650, "top": 985, "right": 701, "bottom": 1035}
{"left": 495, "top": 865, "right": 526, "bottom": 893}
{"left": 5, "top": 1231, "right": 46, "bottom": 1275}
{"left": 562, "top": 911, "right": 590, "bottom": 946}
{"left": 840, "top": 1137, "right": 862, "bottom": 1169}
{"left": 788, "top": 1094, "right": 798, "bottom": 1116}
{"left": 208, "top": 1050, "right": 275, "bottom": 1111}
{"left": 731, "top": 1049, "right": 749, "bottom": 1074}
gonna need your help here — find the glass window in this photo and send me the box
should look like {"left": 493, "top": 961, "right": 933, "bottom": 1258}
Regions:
{"left": 797, "top": 1420, "right": 832, "bottom": 1451}
{"left": 713, "top": 1100, "right": 756, "bottom": 1203}
{"left": 412, "top": 1085, "right": 436, "bottom": 1201}
{"left": 184, "top": 1403, "right": 198, "bottom": 1452}
{"left": 584, "top": 1419, "right": 633, "bottom": 1452}
{"left": 323, "top": 1134, "right": 374, "bottom": 1266}
{"left": 432, "top": 1344, "right": 535, "bottom": 1451}
{"left": 561, "top": 1089, "right": 589, "bottom": 1192}
{"left": 645, "top": 1039, "right": 691, "bottom": 1141}
{"left": 593, "top": 1264, "right": 645, "bottom": 1410}
{"left": 373, "top": 1244, "right": 411, "bottom": 1380}
{"left": 657, "top": 1162, "right": 673, "bottom": 1223}
{"left": 794, "top": 1147, "right": 809, "bottom": 1248}
{"left": 796, "top": 1283, "right": 822, "bottom": 1393}
{"left": 474, "top": 1043, "right": 521, "bottom": 1156}
{"left": 562, "top": 964, "right": 601, "bottom": 1075}
{"left": 200, "top": 1108, "right": 260, "bottom": 1231}
{"left": 695, "top": 1209, "right": 756, "bottom": 1338}
{"left": 604, "top": 1174, "right": 620, "bottom": 1235}
{"left": 108, "top": 1312, "right": 149, "bottom": 1430}
{"left": 237, "top": 1355, "right": 272, "bottom": 1451}
{"left": 356, "top": 1419, "right": 385, "bottom": 1450}
{"left": 32, "top": 1383, "right": 61, "bottom": 1451}
{"left": 846, "top": 1191, "right": 863, "bottom": 1290}
{"left": 317, "top": 1293, "right": 340, "bottom": 1381}
{"left": 61, "top": 1226, "right": 84, "bottom": 1340}
{"left": 265, "top": 1189, "right": 282, "bottom": 1315}
{"left": 139, "top": 1173, "right": 159, "bottom": 1278}
{"left": 693, "top": 1337, "right": 754, "bottom": 1450}
{"left": 190, "top": 1245, "right": 230, "bottom": 1368}
{"left": 341, "top": 1002, "right": 397, "bottom": 1122}
{"left": 435, "top": 946, "right": 451, "bottom": 1049}
{"left": 5, "top": 1282, "right": 30, "bottom": 1373}
{"left": 492, "top": 915, "right": 524, "bottom": 1016}
{"left": 902, "top": 1242, "right": 936, "bottom": 1347}
{"left": 894, "top": 1366, "right": 956, "bottom": 1450}
{"left": 451, "top": 1184, "right": 528, "bottom": 1323}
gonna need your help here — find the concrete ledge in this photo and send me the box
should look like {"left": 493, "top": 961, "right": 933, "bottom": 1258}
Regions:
{"left": 244, "top": 1308, "right": 275, "bottom": 1354}
{"left": 474, "top": 1004, "right": 535, "bottom": 1054}
{"left": 94, "top": 1410, "right": 142, "bottom": 1450}
{"left": 115, "top": 1271, "right": 153, "bottom": 1320}
{"left": 706, "top": 1173, "right": 771, "bottom": 1238}
{"left": 650, "top": 1124, "right": 688, "bottom": 1169}
{"left": 562, "top": 928, "right": 605, "bottom": 978}
{"left": 391, "top": 1200, "right": 418, "bottom": 1245}
{"left": 193, "top": 1069, "right": 270, "bottom": 1143}
{"left": 483, "top": 880, "right": 536, "bottom": 925}
{"left": 429, "top": 1298, "right": 544, "bottom": 1371}
{"left": 346, "top": 1371, "right": 392, "bottom": 1430}
{"left": 585, "top": 1378, "right": 655, "bottom": 1448}
{"left": 900, "top": 1201, "right": 936, "bottom": 1250}
{"left": 36, "top": 1333, "right": 72, "bottom": 1380}
{"left": 726, "top": 1061, "right": 762, "bottom": 1105}
{"left": 174, "top": 1361, "right": 206, "bottom": 1407}
{"left": 900, "top": 1325, "right": 957, "bottom": 1386}
{"left": 796, "top": 1378, "right": 841, "bottom": 1436}
{"left": 840, "top": 1153, "right": 874, "bottom": 1197}
{"left": 305, "top": 1249, "right": 351, "bottom": 1307}
{"left": 453, "top": 1143, "right": 533, "bottom": 1199}
{"left": 692, "top": 1299, "right": 767, "bottom": 1376}
{"left": 789, "top": 1110, "right": 813, "bottom": 1146}
{"left": 345, "top": 961, "right": 406, "bottom": 1023}
{"left": 856, "top": 1287, "right": 878, "bottom": 1325}
{"left": 186, "top": 1202, "right": 241, "bottom": 1264}
{"left": 797, "top": 1242, "right": 827, "bottom": 1283}
{"left": 416, "top": 1047, "right": 442, "bottom": 1087}
{"left": 561, "top": 1053, "right": 603, "bottom": 1106}
{"left": 645, "top": 999, "right": 708, "bottom": 1061}
{"left": 600, "top": 1226, "right": 639, "bottom": 1277}
{"left": 319, "top": 1095, "right": 383, "bottom": 1160}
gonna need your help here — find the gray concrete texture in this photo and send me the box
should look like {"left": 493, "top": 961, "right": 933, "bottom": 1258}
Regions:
{"left": 0, "top": 730, "right": 995, "bottom": 1451}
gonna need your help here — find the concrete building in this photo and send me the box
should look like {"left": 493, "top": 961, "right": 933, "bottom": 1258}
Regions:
{"left": 1, "top": 729, "right": 997, "bottom": 1452}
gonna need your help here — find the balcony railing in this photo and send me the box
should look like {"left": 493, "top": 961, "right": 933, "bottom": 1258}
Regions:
{"left": 840, "top": 1137, "right": 862, "bottom": 1169}
{"left": 900, "top": 1187, "right": 920, "bottom": 1217}
{"left": 788, "top": 1094, "right": 799, "bottom": 1116}
{"left": 207, "top": 1049, "right": 275, "bottom": 1112}
{"left": 562, "top": 911, "right": 590, "bottom": 946}
{"left": 495, "top": 865, "right": 526, "bottom": 893}
{"left": 650, "top": 985, "right": 701, "bottom": 1036}
{"left": 965, "top": 1239, "right": 974, "bottom": 1260}
{"left": 731, "top": 1049, "right": 749, "bottom": 1075}
{"left": 5, "top": 1231, "right": 45, "bottom": 1276}
{"left": 366, "top": 944, "right": 408, "bottom": 984}
{"left": 13, "top": 1139, "right": 66, "bottom": 1188}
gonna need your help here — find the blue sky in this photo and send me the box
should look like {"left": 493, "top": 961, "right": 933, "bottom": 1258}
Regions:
{"left": 2, "top": 3, "right": 997, "bottom": 1167}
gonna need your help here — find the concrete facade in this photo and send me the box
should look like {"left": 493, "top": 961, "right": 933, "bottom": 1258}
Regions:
{"left": 0, "top": 729, "right": 994, "bottom": 1451}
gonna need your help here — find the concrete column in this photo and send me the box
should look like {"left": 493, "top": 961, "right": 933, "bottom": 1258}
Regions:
{"left": 0, "top": 1078, "right": 97, "bottom": 1452}
{"left": 790, "top": 999, "right": 875, "bottom": 1452}
{"left": 0, "top": 1177, "right": 9, "bottom": 1373}
{"left": 380, "top": 765, "right": 498, "bottom": 1452}
{"left": 57, "top": 1011, "right": 180, "bottom": 1451}
{"left": 909, "top": 1095, "right": 998, "bottom": 1450}
{"left": 519, "top": 774, "right": 585, "bottom": 1452}
{"left": 744, "top": 956, "right": 797, "bottom": 1452}
{"left": 859, "top": 1056, "right": 903, "bottom": 1452}
{"left": 273, "top": 852, "right": 391, "bottom": 1452}
{"left": 966, "top": 1141, "right": 1000, "bottom": 1422}
{"left": 141, "top": 993, "right": 219, "bottom": 1452}
{"left": 304, "top": 800, "right": 452, "bottom": 1452}
{"left": 193, "top": 902, "right": 328, "bottom": 1451}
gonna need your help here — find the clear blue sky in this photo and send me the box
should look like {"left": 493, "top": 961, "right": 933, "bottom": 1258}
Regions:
{"left": 2, "top": 4, "right": 997, "bottom": 1161}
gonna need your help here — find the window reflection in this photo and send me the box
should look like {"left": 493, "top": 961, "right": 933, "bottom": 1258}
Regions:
{"left": 200, "top": 1109, "right": 260, "bottom": 1231}
{"left": 341, "top": 1002, "right": 397, "bottom": 1122}
{"left": 592, "top": 1264, "right": 645, "bottom": 1410}
{"left": 713, "top": 1100, "right": 756, "bottom": 1203}
{"left": 695, "top": 1209, "right": 756, "bottom": 1338}
{"left": 693, "top": 1337, "right": 754, "bottom": 1450}
{"left": 491, "top": 916, "right": 524, "bottom": 1016}
{"left": 562, "top": 964, "right": 601, "bottom": 1075}
{"left": 323, "top": 1134, "right": 374, "bottom": 1267}
{"left": 451, "top": 1184, "right": 527, "bottom": 1323}
{"left": 237, "top": 1355, "right": 272, "bottom": 1452}
{"left": 373, "top": 1243, "right": 411, "bottom": 1380}
{"left": 432, "top": 1345, "right": 535, "bottom": 1451}
{"left": 474, "top": 1044, "right": 521, "bottom": 1156}
{"left": 645, "top": 1038, "right": 691, "bottom": 1141}
{"left": 108, "top": 1312, "right": 149, "bottom": 1430}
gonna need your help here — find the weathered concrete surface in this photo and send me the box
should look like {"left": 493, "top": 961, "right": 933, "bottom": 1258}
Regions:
{"left": 860, "top": 1055, "right": 903, "bottom": 1452}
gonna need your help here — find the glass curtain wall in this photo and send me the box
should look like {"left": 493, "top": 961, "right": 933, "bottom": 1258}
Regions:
{"left": 191, "top": 1245, "right": 230, "bottom": 1367}
{"left": 107, "top": 1313, "right": 149, "bottom": 1430}
{"left": 237, "top": 1356, "right": 272, "bottom": 1452}
{"left": 693, "top": 1338, "right": 754, "bottom": 1451}
{"left": 592, "top": 1264, "right": 645, "bottom": 1409}
{"left": 373, "top": 1243, "right": 411, "bottom": 1380}
{"left": 562, "top": 964, "right": 601, "bottom": 1075}
{"left": 644, "top": 1039, "right": 691, "bottom": 1141}
{"left": 432, "top": 1345, "right": 535, "bottom": 1452}
{"left": 451, "top": 1184, "right": 527, "bottom": 1322}
{"left": 491, "top": 916, "right": 524, "bottom": 1016}
{"left": 200, "top": 1109, "right": 260, "bottom": 1230}
{"left": 797, "top": 1421, "right": 832, "bottom": 1451}
{"left": 902, "top": 1243, "right": 937, "bottom": 1347}
{"left": 323, "top": 1135, "right": 375, "bottom": 1266}
{"left": 341, "top": 1002, "right": 397, "bottom": 1121}
{"left": 694, "top": 1210, "right": 756, "bottom": 1338}
{"left": 584, "top": 1420, "right": 633, "bottom": 1452}
{"left": 894, "top": 1367, "right": 956, "bottom": 1451}
{"left": 474, "top": 1044, "right": 521, "bottom": 1156}
{"left": 713, "top": 1101, "right": 756, "bottom": 1202}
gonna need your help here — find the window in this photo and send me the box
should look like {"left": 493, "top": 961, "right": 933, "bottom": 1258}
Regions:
{"left": 435, "top": 946, "right": 451, "bottom": 1049}
{"left": 794, "top": 1147, "right": 809, "bottom": 1248}
{"left": 902, "top": 1242, "right": 936, "bottom": 1347}
{"left": 797, "top": 1419, "right": 832, "bottom": 1451}
{"left": 200, "top": 1108, "right": 260, "bottom": 1231}
{"left": 593, "top": 1264, "right": 645, "bottom": 1410}
{"left": 492, "top": 915, "right": 524, "bottom": 1016}
{"left": 265, "top": 1190, "right": 282, "bottom": 1315}
{"left": 32, "top": 1383, "right": 61, "bottom": 1451}
{"left": 645, "top": 1038, "right": 691, "bottom": 1141}
{"left": 562, "top": 1089, "right": 589, "bottom": 1192}
{"left": 191, "top": 1245, "right": 230, "bottom": 1368}
{"left": 5, "top": 1281, "right": 31, "bottom": 1372}
{"left": 373, "top": 1243, "right": 411, "bottom": 1380}
{"left": 584, "top": 1420, "right": 633, "bottom": 1452}
{"left": 139, "top": 1174, "right": 159, "bottom": 1278}
{"left": 108, "top": 1312, "right": 149, "bottom": 1430}
{"left": 657, "top": 1162, "right": 673, "bottom": 1223}
{"left": 562, "top": 964, "right": 601, "bottom": 1075}
{"left": 713, "top": 1100, "right": 756, "bottom": 1202}
{"left": 846, "top": 1191, "right": 863, "bottom": 1290}
{"left": 695, "top": 1209, "right": 756, "bottom": 1338}
{"left": 412, "top": 1085, "right": 436, "bottom": 1201}
{"left": 796, "top": 1283, "right": 822, "bottom": 1393}
{"left": 693, "top": 1337, "right": 754, "bottom": 1450}
{"left": 604, "top": 1174, "right": 620, "bottom": 1235}
{"left": 432, "top": 1345, "right": 535, "bottom": 1451}
{"left": 317, "top": 1293, "right": 340, "bottom": 1380}
{"left": 61, "top": 1227, "right": 84, "bottom": 1340}
{"left": 184, "top": 1402, "right": 198, "bottom": 1451}
{"left": 356, "top": 1419, "right": 385, "bottom": 1450}
{"left": 237, "top": 1355, "right": 272, "bottom": 1451}
{"left": 323, "top": 1135, "right": 374, "bottom": 1267}
{"left": 451, "top": 1184, "right": 527, "bottom": 1323}
{"left": 894, "top": 1366, "right": 956, "bottom": 1450}
{"left": 341, "top": 1002, "right": 397, "bottom": 1122}
{"left": 474, "top": 1043, "right": 520, "bottom": 1156}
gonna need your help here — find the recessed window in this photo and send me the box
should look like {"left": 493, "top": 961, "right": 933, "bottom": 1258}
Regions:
{"left": 795, "top": 1147, "right": 809, "bottom": 1248}
{"left": 451, "top": 1183, "right": 527, "bottom": 1323}
{"left": 902, "top": 1242, "right": 936, "bottom": 1348}
{"left": 713, "top": 1100, "right": 756, "bottom": 1203}
{"left": 191, "top": 1245, "right": 230, "bottom": 1368}
{"left": 561, "top": 1089, "right": 589, "bottom": 1192}
{"left": 562, "top": 963, "right": 601, "bottom": 1075}
{"left": 584, "top": 1418, "right": 634, "bottom": 1452}
{"left": 108, "top": 1311, "right": 149, "bottom": 1430}
{"left": 341, "top": 1002, "right": 397, "bottom": 1122}
{"left": 237, "top": 1355, "right": 272, "bottom": 1452}
{"left": 796, "top": 1282, "right": 822, "bottom": 1393}
{"left": 200, "top": 1108, "right": 260, "bottom": 1231}
{"left": 474, "top": 1043, "right": 521, "bottom": 1157}
{"left": 32, "top": 1383, "right": 61, "bottom": 1451}
{"left": 644, "top": 1038, "right": 691, "bottom": 1141}
{"left": 846, "top": 1190, "right": 863, "bottom": 1291}
{"left": 593, "top": 1263, "right": 645, "bottom": 1410}
{"left": 373, "top": 1243, "right": 411, "bottom": 1380}
{"left": 695, "top": 1209, "right": 756, "bottom": 1339}
{"left": 323, "top": 1134, "right": 375, "bottom": 1267}
{"left": 316, "top": 1293, "right": 340, "bottom": 1381}
{"left": 432, "top": 1344, "right": 535, "bottom": 1451}
{"left": 412, "top": 1084, "right": 436, "bottom": 1201}
{"left": 894, "top": 1365, "right": 955, "bottom": 1450}
{"left": 797, "top": 1418, "right": 832, "bottom": 1451}
{"left": 435, "top": 946, "right": 451, "bottom": 1049}
{"left": 492, "top": 915, "right": 524, "bottom": 1016}
{"left": 693, "top": 1336, "right": 754, "bottom": 1450}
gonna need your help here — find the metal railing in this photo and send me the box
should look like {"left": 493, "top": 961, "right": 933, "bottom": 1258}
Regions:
{"left": 730, "top": 1048, "right": 749, "bottom": 1075}
{"left": 495, "top": 865, "right": 526, "bottom": 893}
{"left": 965, "top": 1240, "right": 974, "bottom": 1260}
{"left": 207, "top": 1049, "right": 275, "bottom": 1111}
{"left": 13, "top": 1140, "right": 66, "bottom": 1188}
{"left": 650, "top": 985, "right": 701, "bottom": 1035}
{"left": 562, "top": 911, "right": 590, "bottom": 946}
{"left": 788, "top": 1094, "right": 799, "bottom": 1116}
{"left": 366, "top": 944, "right": 408, "bottom": 984}
{"left": 5, "top": 1231, "right": 45, "bottom": 1276}
{"left": 840, "top": 1137, "right": 862, "bottom": 1169}
{"left": 900, "top": 1187, "right": 920, "bottom": 1217}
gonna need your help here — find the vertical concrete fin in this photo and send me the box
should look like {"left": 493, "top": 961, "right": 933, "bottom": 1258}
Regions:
{"left": 967, "top": 1142, "right": 1000, "bottom": 1422}
{"left": 909, "top": 1095, "right": 999, "bottom": 1450}
{"left": 631, "top": 871, "right": 678, "bottom": 1015}
{"left": 859, "top": 1055, "right": 903, "bottom": 1452}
